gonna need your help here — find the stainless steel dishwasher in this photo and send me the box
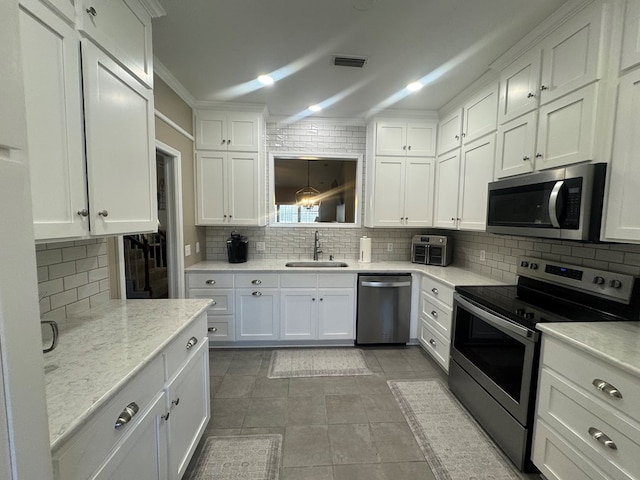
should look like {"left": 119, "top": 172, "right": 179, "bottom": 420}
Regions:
{"left": 356, "top": 274, "right": 411, "bottom": 344}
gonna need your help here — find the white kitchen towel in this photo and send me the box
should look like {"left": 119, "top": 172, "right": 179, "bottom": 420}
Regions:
{"left": 359, "top": 236, "right": 372, "bottom": 263}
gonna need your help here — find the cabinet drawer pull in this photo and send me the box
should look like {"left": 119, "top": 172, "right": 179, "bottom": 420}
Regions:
{"left": 186, "top": 336, "right": 198, "bottom": 349}
{"left": 208, "top": 327, "right": 218, "bottom": 333}
{"left": 86, "top": 6, "right": 97, "bottom": 16}
{"left": 252, "top": 291, "right": 262, "bottom": 296}
{"left": 431, "top": 288, "right": 439, "bottom": 295}
{"left": 115, "top": 402, "right": 139, "bottom": 429}
{"left": 251, "top": 279, "right": 262, "bottom": 285}
{"left": 429, "top": 339, "right": 436, "bottom": 347}
{"left": 592, "top": 379, "right": 622, "bottom": 399}
{"left": 431, "top": 310, "right": 438, "bottom": 317}
{"left": 588, "top": 427, "right": 617, "bottom": 450}
{"left": 205, "top": 279, "right": 216, "bottom": 285}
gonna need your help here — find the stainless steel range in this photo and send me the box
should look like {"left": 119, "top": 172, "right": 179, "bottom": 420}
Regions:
{"left": 449, "top": 256, "right": 640, "bottom": 472}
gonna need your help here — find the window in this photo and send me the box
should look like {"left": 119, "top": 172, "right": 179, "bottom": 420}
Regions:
{"left": 277, "top": 205, "right": 320, "bottom": 223}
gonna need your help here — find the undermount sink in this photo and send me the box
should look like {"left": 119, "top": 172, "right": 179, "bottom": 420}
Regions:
{"left": 285, "top": 261, "right": 349, "bottom": 268}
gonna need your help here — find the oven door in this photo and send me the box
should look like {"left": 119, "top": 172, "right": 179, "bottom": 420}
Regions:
{"left": 450, "top": 293, "right": 539, "bottom": 425}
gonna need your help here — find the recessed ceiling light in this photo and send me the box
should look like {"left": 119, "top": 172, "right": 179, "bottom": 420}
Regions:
{"left": 257, "top": 74, "right": 274, "bottom": 86}
{"left": 308, "top": 104, "right": 322, "bottom": 112}
{"left": 406, "top": 81, "right": 423, "bottom": 92}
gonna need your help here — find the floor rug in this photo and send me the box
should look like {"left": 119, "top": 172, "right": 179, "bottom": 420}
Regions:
{"left": 186, "top": 434, "right": 282, "bottom": 480}
{"left": 267, "top": 348, "right": 372, "bottom": 379}
{"left": 388, "top": 379, "right": 523, "bottom": 480}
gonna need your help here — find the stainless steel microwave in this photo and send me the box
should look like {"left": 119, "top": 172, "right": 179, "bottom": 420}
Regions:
{"left": 486, "top": 163, "right": 606, "bottom": 241}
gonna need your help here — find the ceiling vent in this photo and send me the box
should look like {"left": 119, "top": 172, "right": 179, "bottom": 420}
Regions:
{"left": 333, "top": 55, "right": 367, "bottom": 68}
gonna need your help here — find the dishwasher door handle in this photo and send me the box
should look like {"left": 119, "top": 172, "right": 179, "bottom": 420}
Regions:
{"left": 360, "top": 281, "right": 412, "bottom": 288}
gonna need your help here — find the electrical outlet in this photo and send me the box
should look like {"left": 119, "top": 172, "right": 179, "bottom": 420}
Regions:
{"left": 387, "top": 243, "right": 393, "bottom": 252}
{"left": 195, "top": 242, "right": 200, "bottom": 254}
{"left": 256, "top": 241, "right": 266, "bottom": 252}
{"left": 185, "top": 244, "right": 191, "bottom": 257}
{"left": 480, "top": 250, "right": 486, "bottom": 261}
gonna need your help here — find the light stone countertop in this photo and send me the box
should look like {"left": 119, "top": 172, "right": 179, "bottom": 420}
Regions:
{"left": 44, "top": 299, "right": 212, "bottom": 450}
{"left": 185, "top": 260, "right": 508, "bottom": 288}
{"left": 537, "top": 322, "right": 640, "bottom": 378}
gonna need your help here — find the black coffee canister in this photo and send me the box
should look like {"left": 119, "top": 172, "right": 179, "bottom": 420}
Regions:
{"left": 226, "top": 231, "right": 248, "bottom": 263}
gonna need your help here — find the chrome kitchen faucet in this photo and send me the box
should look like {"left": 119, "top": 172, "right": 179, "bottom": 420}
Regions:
{"left": 313, "top": 230, "right": 322, "bottom": 260}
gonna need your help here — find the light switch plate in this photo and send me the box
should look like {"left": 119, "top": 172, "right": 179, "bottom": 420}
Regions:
{"left": 480, "top": 250, "right": 486, "bottom": 261}
{"left": 185, "top": 244, "right": 191, "bottom": 257}
{"left": 256, "top": 241, "right": 266, "bottom": 252}
{"left": 387, "top": 243, "right": 393, "bottom": 252}
{"left": 196, "top": 242, "right": 200, "bottom": 254}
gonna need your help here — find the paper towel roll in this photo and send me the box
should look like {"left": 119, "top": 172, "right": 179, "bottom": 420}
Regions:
{"left": 359, "top": 236, "right": 372, "bottom": 263}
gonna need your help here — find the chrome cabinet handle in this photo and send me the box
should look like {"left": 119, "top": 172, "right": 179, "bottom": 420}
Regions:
{"left": 186, "top": 336, "right": 198, "bottom": 349}
{"left": 431, "top": 288, "right": 439, "bottom": 295}
{"left": 98, "top": 210, "right": 108, "bottom": 217}
{"left": 431, "top": 310, "right": 438, "bottom": 318}
{"left": 588, "top": 427, "right": 617, "bottom": 450}
{"left": 205, "top": 279, "right": 216, "bottom": 285}
{"left": 429, "top": 339, "right": 436, "bottom": 347}
{"left": 592, "top": 379, "right": 622, "bottom": 399}
{"left": 252, "top": 291, "right": 262, "bottom": 296}
{"left": 115, "top": 402, "right": 139, "bottom": 429}
{"left": 77, "top": 209, "right": 89, "bottom": 217}
{"left": 251, "top": 279, "right": 262, "bottom": 285}
{"left": 86, "top": 6, "right": 97, "bottom": 16}
{"left": 171, "top": 398, "right": 180, "bottom": 406}
{"left": 208, "top": 327, "right": 218, "bottom": 333}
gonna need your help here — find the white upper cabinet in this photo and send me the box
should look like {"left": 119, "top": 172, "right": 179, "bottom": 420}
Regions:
{"left": 603, "top": 69, "right": 640, "bottom": 242}
{"left": 498, "top": 49, "right": 542, "bottom": 124}
{"left": 621, "top": 0, "right": 640, "bottom": 71}
{"left": 433, "top": 150, "right": 461, "bottom": 229}
{"left": 436, "top": 109, "right": 463, "bottom": 155}
{"left": 495, "top": 111, "right": 538, "bottom": 178}
{"left": 375, "top": 119, "right": 437, "bottom": 156}
{"left": 195, "top": 110, "right": 262, "bottom": 152}
{"left": 77, "top": 0, "right": 154, "bottom": 87}
{"left": 19, "top": 0, "right": 88, "bottom": 239}
{"left": 82, "top": 40, "right": 157, "bottom": 236}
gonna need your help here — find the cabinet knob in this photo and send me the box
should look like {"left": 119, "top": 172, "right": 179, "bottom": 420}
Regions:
{"left": 221, "top": 139, "right": 226, "bottom": 144}
{"left": 171, "top": 398, "right": 180, "bottom": 407}
{"left": 461, "top": 133, "right": 466, "bottom": 137}
{"left": 320, "top": 298, "right": 323, "bottom": 301}
{"left": 431, "top": 310, "right": 438, "bottom": 317}
{"left": 208, "top": 327, "right": 218, "bottom": 333}
{"left": 211, "top": 300, "right": 217, "bottom": 305}
{"left": 540, "top": 85, "right": 548, "bottom": 91}
{"left": 405, "top": 217, "right": 408, "bottom": 222}
{"left": 431, "top": 288, "right": 439, "bottom": 295}
{"left": 252, "top": 291, "right": 262, "bottom": 296}
{"left": 98, "top": 210, "right": 108, "bottom": 217}
{"left": 115, "top": 402, "right": 139, "bottom": 429}
{"left": 454, "top": 135, "right": 460, "bottom": 140}
{"left": 227, "top": 139, "right": 231, "bottom": 145}
{"left": 407, "top": 145, "right": 412, "bottom": 150}
{"left": 205, "top": 279, "right": 216, "bottom": 285}
{"left": 185, "top": 336, "right": 198, "bottom": 349}
{"left": 527, "top": 92, "right": 536, "bottom": 98}
{"left": 161, "top": 412, "right": 170, "bottom": 421}
{"left": 592, "top": 379, "right": 622, "bottom": 398}
{"left": 77, "top": 209, "right": 89, "bottom": 217}
{"left": 251, "top": 279, "right": 262, "bottom": 285}
{"left": 229, "top": 214, "right": 233, "bottom": 218}
{"left": 403, "top": 145, "right": 407, "bottom": 150}
{"left": 86, "top": 6, "right": 97, "bottom": 16}
{"left": 400, "top": 217, "right": 404, "bottom": 221}
{"left": 429, "top": 339, "right": 436, "bottom": 347}
{"left": 522, "top": 156, "right": 530, "bottom": 161}
{"left": 223, "top": 214, "right": 227, "bottom": 218}
{"left": 535, "top": 153, "right": 543, "bottom": 158}
{"left": 588, "top": 427, "right": 617, "bottom": 450}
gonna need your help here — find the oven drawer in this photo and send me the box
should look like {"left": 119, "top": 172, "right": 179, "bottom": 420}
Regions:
{"left": 536, "top": 367, "right": 640, "bottom": 480}
{"left": 421, "top": 275, "right": 454, "bottom": 307}
{"left": 419, "top": 317, "right": 449, "bottom": 372}
{"left": 542, "top": 336, "right": 640, "bottom": 422}
{"left": 420, "top": 292, "right": 452, "bottom": 339}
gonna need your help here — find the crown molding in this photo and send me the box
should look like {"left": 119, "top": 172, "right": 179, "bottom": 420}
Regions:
{"left": 138, "top": 0, "right": 166, "bottom": 18}
{"left": 266, "top": 115, "right": 367, "bottom": 127}
{"left": 153, "top": 57, "right": 195, "bottom": 107}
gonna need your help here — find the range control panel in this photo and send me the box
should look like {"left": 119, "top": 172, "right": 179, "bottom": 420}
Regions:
{"left": 516, "top": 256, "right": 635, "bottom": 304}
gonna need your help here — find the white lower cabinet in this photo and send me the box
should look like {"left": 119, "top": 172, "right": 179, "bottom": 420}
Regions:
{"left": 417, "top": 275, "right": 454, "bottom": 372}
{"left": 236, "top": 288, "right": 279, "bottom": 341}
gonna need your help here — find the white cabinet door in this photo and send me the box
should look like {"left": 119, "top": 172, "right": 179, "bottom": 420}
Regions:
{"left": 317, "top": 289, "right": 355, "bottom": 340}
{"left": 463, "top": 84, "right": 498, "bottom": 144}
{"left": 236, "top": 289, "right": 279, "bottom": 341}
{"left": 91, "top": 393, "right": 167, "bottom": 480}
{"left": 433, "top": 150, "right": 460, "bottom": 229}
{"left": 195, "top": 111, "right": 260, "bottom": 152}
{"left": 495, "top": 111, "right": 537, "bottom": 178}
{"left": 280, "top": 289, "right": 317, "bottom": 340}
{"left": 19, "top": 0, "right": 88, "bottom": 240}
{"left": 228, "top": 152, "right": 259, "bottom": 225}
{"left": 372, "top": 156, "right": 405, "bottom": 226}
{"left": 406, "top": 121, "right": 437, "bottom": 156}
{"left": 166, "top": 341, "right": 209, "bottom": 480}
{"left": 195, "top": 111, "right": 226, "bottom": 150}
{"left": 437, "top": 109, "right": 463, "bottom": 154}
{"left": 498, "top": 49, "right": 542, "bottom": 124}
{"left": 375, "top": 121, "right": 406, "bottom": 155}
{"left": 539, "top": 2, "right": 603, "bottom": 105}
{"left": 195, "top": 151, "right": 226, "bottom": 224}
{"left": 535, "top": 83, "right": 597, "bottom": 170}
{"left": 458, "top": 135, "right": 495, "bottom": 231}
{"left": 622, "top": 0, "right": 640, "bottom": 71}
{"left": 603, "top": 69, "right": 640, "bottom": 242}
{"left": 82, "top": 41, "right": 157, "bottom": 236}
{"left": 376, "top": 120, "right": 436, "bottom": 156}
{"left": 226, "top": 112, "right": 260, "bottom": 152}
{"left": 403, "top": 157, "right": 435, "bottom": 227}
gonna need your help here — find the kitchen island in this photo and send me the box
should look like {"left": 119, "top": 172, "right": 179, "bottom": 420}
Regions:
{"left": 44, "top": 299, "right": 212, "bottom": 480}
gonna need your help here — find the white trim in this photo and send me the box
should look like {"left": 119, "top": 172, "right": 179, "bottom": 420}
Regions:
{"left": 156, "top": 140, "right": 185, "bottom": 298}
{"left": 117, "top": 236, "right": 127, "bottom": 298}
{"left": 194, "top": 100, "right": 268, "bottom": 116}
{"left": 154, "top": 109, "right": 195, "bottom": 142}
{"left": 268, "top": 151, "right": 363, "bottom": 228}
{"left": 137, "top": 0, "right": 166, "bottom": 18}
{"left": 153, "top": 57, "right": 196, "bottom": 107}
{"left": 267, "top": 115, "right": 367, "bottom": 127}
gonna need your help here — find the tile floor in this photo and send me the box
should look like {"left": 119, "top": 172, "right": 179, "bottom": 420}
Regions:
{"left": 184, "top": 346, "right": 537, "bottom": 480}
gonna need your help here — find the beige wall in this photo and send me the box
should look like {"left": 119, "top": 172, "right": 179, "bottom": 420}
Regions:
{"left": 153, "top": 75, "right": 205, "bottom": 267}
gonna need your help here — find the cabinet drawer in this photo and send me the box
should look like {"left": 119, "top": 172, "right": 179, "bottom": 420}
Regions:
{"left": 235, "top": 273, "right": 279, "bottom": 288}
{"left": 420, "top": 292, "right": 453, "bottom": 339}
{"left": 164, "top": 314, "right": 207, "bottom": 380}
{"left": 418, "top": 318, "right": 449, "bottom": 372}
{"left": 318, "top": 273, "right": 355, "bottom": 288}
{"left": 421, "top": 275, "right": 454, "bottom": 307}
{"left": 207, "top": 316, "right": 234, "bottom": 342}
{"left": 52, "top": 354, "right": 164, "bottom": 480}
{"left": 542, "top": 336, "right": 640, "bottom": 421}
{"left": 186, "top": 273, "right": 234, "bottom": 289}
{"left": 188, "top": 288, "right": 234, "bottom": 315}
{"left": 280, "top": 273, "right": 316, "bottom": 288}
{"left": 537, "top": 368, "right": 640, "bottom": 480}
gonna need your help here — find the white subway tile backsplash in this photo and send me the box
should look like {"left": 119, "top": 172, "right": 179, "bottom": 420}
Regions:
{"left": 36, "top": 249, "right": 62, "bottom": 266}
{"left": 48, "top": 261, "right": 77, "bottom": 280}
{"left": 61, "top": 245, "right": 87, "bottom": 262}
{"left": 63, "top": 272, "right": 88, "bottom": 290}
{"left": 50, "top": 289, "right": 78, "bottom": 310}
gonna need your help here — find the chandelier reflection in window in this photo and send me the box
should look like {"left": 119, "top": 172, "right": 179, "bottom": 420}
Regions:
{"left": 295, "top": 161, "right": 321, "bottom": 208}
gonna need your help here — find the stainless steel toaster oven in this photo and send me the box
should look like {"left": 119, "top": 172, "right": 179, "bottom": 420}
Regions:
{"left": 411, "top": 235, "right": 452, "bottom": 266}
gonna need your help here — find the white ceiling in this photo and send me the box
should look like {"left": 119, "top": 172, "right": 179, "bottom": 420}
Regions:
{"left": 152, "top": 0, "right": 567, "bottom": 119}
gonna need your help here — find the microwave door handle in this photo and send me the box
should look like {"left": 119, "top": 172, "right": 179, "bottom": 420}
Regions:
{"left": 549, "top": 180, "right": 564, "bottom": 228}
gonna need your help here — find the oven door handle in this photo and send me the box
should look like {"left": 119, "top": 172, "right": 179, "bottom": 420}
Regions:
{"left": 548, "top": 180, "right": 564, "bottom": 228}
{"left": 454, "top": 293, "right": 538, "bottom": 341}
